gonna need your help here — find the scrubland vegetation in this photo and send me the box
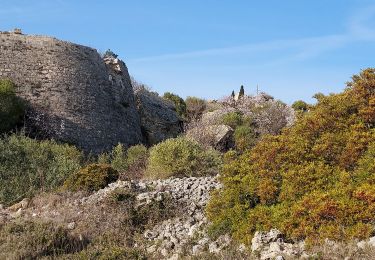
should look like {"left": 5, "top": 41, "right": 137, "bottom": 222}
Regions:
{"left": 207, "top": 68, "right": 375, "bottom": 245}
{"left": 0, "top": 68, "right": 374, "bottom": 258}
{"left": 146, "top": 137, "right": 222, "bottom": 179}
{"left": 0, "top": 134, "right": 83, "bottom": 206}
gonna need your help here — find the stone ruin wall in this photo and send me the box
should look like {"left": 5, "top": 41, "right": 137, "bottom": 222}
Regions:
{"left": 0, "top": 31, "right": 143, "bottom": 153}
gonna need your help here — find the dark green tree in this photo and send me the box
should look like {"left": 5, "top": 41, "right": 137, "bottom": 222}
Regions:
{"left": 103, "top": 49, "right": 118, "bottom": 58}
{"left": 239, "top": 85, "right": 245, "bottom": 98}
{"left": 231, "top": 90, "right": 235, "bottom": 98}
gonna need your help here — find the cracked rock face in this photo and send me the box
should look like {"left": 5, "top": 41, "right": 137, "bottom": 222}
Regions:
{"left": 251, "top": 229, "right": 308, "bottom": 260}
{"left": 134, "top": 88, "right": 182, "bottom": 145}
{"left": 80, "top": 176, "right": 223, "bottom": 257}
{"left": 136, "top": 177, "right": 234, "bottom": 258}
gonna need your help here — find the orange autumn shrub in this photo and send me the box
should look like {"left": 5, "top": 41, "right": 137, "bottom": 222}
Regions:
{"left": 207, "top": 68, "right": 375, "bottom": 245}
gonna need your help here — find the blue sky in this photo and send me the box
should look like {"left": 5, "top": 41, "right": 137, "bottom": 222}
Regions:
{"left": 1, "top": 0, "right": 374, "bottom": 103}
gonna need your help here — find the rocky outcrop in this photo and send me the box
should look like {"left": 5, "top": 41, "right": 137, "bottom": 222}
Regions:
{"left": 81, "top": 176, "right": 222, "bottom": 258}
{"left": 0, "top": 31, "right": 142, "bottom": 154}
{"left": 2, "top": 176, "right": 375, "bottom": 259}
{"left": 186, "top": 124, "right": 234, "bottom": 151}
{"left": 134, "top": 88, "right": 182, "bottom": 145}
{"left": 251, "top": 229, "right": 308, "bottom": 259}
{"left": 1, "top": 176, "right": 223, "bottom": 258}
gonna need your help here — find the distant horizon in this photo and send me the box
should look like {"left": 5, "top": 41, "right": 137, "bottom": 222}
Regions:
{"left": 1, "top": 0, "right": 374, "bottom": 104}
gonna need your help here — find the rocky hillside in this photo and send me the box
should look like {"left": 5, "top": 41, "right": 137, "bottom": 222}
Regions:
{"left": 1, "top": 175, "right": 375, "bottom": 259}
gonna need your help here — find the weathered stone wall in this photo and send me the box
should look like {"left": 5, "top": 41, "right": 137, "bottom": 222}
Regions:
{"left": 0, "top": 31, "right": 142, "bottom": 153}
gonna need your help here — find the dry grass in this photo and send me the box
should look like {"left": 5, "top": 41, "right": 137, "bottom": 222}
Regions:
{"left": 0, "top": 186, "right": 184, "bottom": 259}
{"left": 308, "top": 241, "right": 375, "bottom": 260}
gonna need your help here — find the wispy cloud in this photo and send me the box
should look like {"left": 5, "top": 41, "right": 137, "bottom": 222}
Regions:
{"left": 131, "top": 5, "right": 375, "bottom": 64}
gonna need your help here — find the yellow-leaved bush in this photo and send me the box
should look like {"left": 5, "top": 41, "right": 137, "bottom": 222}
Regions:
{"left": 207, "top": 68, "right": 375, "bottom": 245}
{"left": 64, "top": 164, "right": 119, "bottom": 192}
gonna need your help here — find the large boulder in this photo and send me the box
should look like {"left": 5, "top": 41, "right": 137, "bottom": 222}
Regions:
{"left": 186, "top": 124, "right": 234, "bottom": 152}
{"left": 134, "top": 88, "right": 182, "bottom": 145}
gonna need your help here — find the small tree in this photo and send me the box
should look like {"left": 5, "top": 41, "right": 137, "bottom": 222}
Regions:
{"left": 110, "top": 143, "right": 128, "bottom": 172}
{"left": 103, "top": 49, "right": 118, "bottom": 58}
{"left": 292, "top": 100, "right": 309, "bottom": 112}
{"left": 239, "top": 85, "right": 245, "bottom": 98}
{"left": 185, "top": 96, "right": 207, "bottom": 121}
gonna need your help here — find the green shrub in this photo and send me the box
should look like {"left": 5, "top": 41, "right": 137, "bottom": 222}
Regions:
{"left": 0, "top": 79, "right": 25, "bottom": 133}
{"left": 0, "top": 134, "right": 83, "bottom": 206}
{"left": 291, "top": 100, "right": 309, "bottom": 112}
{"left": 207, "top": 68, "right": 375, "bottom": 245}
{"left": 0, "top": 220, "right": 86, "bottom": 259}
{"left": 125, "top": 144, "right": 149, "bottom": 179}
{"left": 221, "top": 111, "right": 243, "bottom": 129}
{"left": 234, "top": 125, "right": 257, "bottom": 152}
{"left": 126, "top": 145, "right": 148, "bottom": 168}
{"left": 111, "top": 143, "right": 128, "bottom": 172}
{"left": 98, "top": 144, "right": 149, "bottom": 179}
{"left": 185, "top": 96, "right": 207, "bottom": 121}
{"left": 146, "top": 137, "right": 222, "bottom": 179}
{"left": 64, "top": 163, "right": 119, "bottom": 192}
{"left": 163, "top": 92, "right": 187, "bottom": 119}
{"left": 97, "top": 151, "right": 111, "bottom": 164}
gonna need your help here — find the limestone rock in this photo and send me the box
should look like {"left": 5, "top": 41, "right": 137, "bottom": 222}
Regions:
{"left": 251, "top": 229, "right": 307, "bottom": 260}
{"left": 186, "top": 124, "right": 234, "bottom": 151}
{"left": 134, "top": 88, "right": 182, "bottom": 145}
{"left": 357, "top": 236, "right": 375, "bottom": 249}
{"left": 67, "top": 222, "right": 76, "bottom": 230}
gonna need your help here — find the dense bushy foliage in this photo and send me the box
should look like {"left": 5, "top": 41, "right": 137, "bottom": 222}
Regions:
{"left": 110, "top": 143, "right": 128, "bottom": 172}
{"left": 233, "top": 125, "right": 257, "bottom": 152}
{"left": 64, "top": 164, "right": 119, "bottom": 192}
{"left": 146, "top": 137, "right": 222, "bottom": 179}
{"left": 99, "top": 144, "right": 149, "bottom": 179}
{"left": 207, "top": 69, "right": 375, "bottom": 245}
{"left": 124, "top": 144, "right": 149, "bottom": 179}
{"left": 163, "top": 92, "right": 187, "bottom": 119}
{"left": 0, "top": 134, "right": 83, "bottom": 206}
{"left": 292, "top": 100, "right": 309, "bottom": 112}
{"left": 0, "top": 79, "right": 25, "bottom": 134}
{"left": 221, "top": 111, "right": 243, "bottom": 129}
{"left": 185, "top": 96, "right": 207, "bottom": 121}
